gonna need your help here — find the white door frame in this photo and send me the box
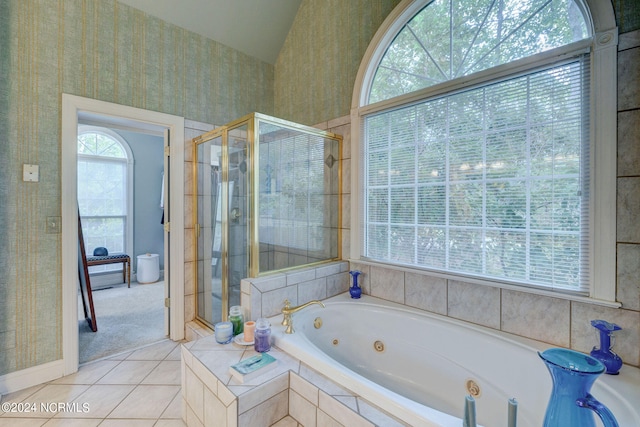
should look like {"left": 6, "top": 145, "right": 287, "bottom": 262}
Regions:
{"left": 61, "top": 94, "right": 185, "bottom": 375}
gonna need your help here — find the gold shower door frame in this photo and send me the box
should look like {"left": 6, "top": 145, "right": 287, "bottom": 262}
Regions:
{"left": 193, "top": 112, "right": 342, "bottom": 328}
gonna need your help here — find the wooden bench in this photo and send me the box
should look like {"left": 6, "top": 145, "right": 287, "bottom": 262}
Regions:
{"left": 86, "top": 253, "right": 131, "bottom": 288}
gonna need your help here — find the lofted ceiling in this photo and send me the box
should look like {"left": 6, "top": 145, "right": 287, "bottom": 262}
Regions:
{"left": 116, "top": 0, "right": 303, "bottom": 64}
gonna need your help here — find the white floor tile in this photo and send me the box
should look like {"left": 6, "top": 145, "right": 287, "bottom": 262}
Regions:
{"left": 96, "top": 361, "right": 160, "bottom": 385}
{"left": 2, "top": 385, "right": 91, "bottom": 419}
{"left": 2, "top": 341, "right": 188, "bottom": 427}
{"left": 56, "top": 384, "right": 135, "bottom": 419}
{"left": 42, "top": 418, "right": 101, "bottom": 426}
{"left": 154, "top": 419, "right": 187, "bottom": 427}
{"left": 0, "top": 383, "right": 46, "bottom": 404}
{"left": 164, "top": 346, "right": 182, "bottom": 361}
{"left": 0, "top": 419, "right": 47, "bottom": 427}
{"left": 49, "top": 361, "right": 121, "bottom": 386}
{"left": 160, "top": 390, "right": 183, "bottom": 419}
{"left": 141, "top": 361, "right": 181, "bottom": 385}
{"left": 126, "top": 340, "right": 178, "bottom": 361}
{"left": 97, "top": 420, "right": 156, "bottom": 427}
{"left": 107, "top": 385, "right": 180, "bottom": 419}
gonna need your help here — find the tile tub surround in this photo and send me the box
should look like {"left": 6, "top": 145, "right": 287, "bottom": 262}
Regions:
{"left": 181, "top": 336, "right": 407, "bottom": 427}
{"left": 349, "top": 261, "right": 640, "bottom": 368}
{"left": 240, "top": 261, "right": 351, "bottom": 320}
{"left": 239, "top": 257, "right": 638, "bottom": 368}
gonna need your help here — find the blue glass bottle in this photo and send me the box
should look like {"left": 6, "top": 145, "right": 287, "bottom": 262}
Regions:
{"left": 539, "top": 348, "right": 619, "bottom": 427}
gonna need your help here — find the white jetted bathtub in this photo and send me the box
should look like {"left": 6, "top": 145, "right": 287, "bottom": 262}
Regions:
{"left": 272, "top": 293, "right": 640, "bottom": 427}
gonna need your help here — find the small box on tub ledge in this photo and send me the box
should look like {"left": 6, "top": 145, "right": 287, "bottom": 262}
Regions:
{"left": 229, "top": 353, "right": 277, "bottom": 383}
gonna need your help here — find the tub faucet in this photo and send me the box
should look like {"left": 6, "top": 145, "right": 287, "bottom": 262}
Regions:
{"left": 281, "top": 299, "right": 325, "bottom": 334}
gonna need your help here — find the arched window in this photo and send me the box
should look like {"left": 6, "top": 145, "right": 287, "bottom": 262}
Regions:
{"left": 77, "top": 126, "right": 134, "bottom": 273}
{"left": 368, "top": 0, "right": 589, "bottom": 103}
{"left": 353, "top": 0, "right": 617, "bottom": 300}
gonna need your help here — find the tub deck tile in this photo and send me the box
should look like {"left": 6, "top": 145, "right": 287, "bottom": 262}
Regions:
{"left": 182, "top": 335, "right": 403, "bottom": 427}
{"left": 357, "top": 398, "right": 410, "bottom": 427}
{"left": 298, "top": 363, "right": 355, "bottom": 397}
{"left": 236, "top": 372, "right": 289, "bottom": 413}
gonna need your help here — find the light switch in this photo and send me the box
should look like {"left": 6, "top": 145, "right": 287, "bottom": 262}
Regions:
{"left": 23, "top": 164, "right": 39, "bottom": 182}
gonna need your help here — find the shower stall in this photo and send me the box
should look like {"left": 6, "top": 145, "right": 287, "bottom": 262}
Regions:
{"left": 193, "top": 113, "right": 342, "bottom": 328}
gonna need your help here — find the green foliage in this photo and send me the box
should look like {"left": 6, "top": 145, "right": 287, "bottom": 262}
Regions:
{"left": 369, "top": 0, "right": 588, "bottom": 103}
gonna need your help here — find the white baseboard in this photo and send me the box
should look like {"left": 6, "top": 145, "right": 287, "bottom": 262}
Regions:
{"left": 0, "top": 360, "right": 66, "bottom": 396}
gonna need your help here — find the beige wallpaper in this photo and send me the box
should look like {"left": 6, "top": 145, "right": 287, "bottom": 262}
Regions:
{"left": 0, "top": 0, "right": 274, "bottom": 376}
{"left": 274, "top": 0, "right": 401, "bottom": 125}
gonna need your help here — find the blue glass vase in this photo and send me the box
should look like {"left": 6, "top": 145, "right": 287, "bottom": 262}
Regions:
{"left": 539, "top": 348, "right": 619, "bottom": 427}
{"left": 349, "top": 270, "right": 362, "bottom": 299}
{"left": 590, "top": 319, "right": 623, "bottom": 375}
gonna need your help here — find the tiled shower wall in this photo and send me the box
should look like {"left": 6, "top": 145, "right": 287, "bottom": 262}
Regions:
{"left": 237, "top": 115, "right": 354, "bottom": 321}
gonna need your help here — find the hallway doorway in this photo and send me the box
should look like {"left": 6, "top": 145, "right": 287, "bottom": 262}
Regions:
{"left": 61, "top": 94, "right": 185, "bottom": 376}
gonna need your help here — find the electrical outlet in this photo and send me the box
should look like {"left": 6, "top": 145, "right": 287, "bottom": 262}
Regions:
{"left": 46, "top": 216, "right": 61, "bottom": 234}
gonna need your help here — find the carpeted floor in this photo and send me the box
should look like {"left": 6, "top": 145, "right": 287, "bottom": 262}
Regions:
{"left": 78, "top": 280, "right": 166, "bottom": 364}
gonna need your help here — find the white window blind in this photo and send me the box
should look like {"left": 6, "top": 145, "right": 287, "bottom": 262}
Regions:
{"left": 363, "top": 56, "right": 590, "bottom": 293}
{"left": 78, "top": 155, "right": 128, "bottom": 271}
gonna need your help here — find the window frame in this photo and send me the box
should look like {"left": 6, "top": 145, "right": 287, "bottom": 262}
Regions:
{"left": 77, "top": 125, "right": 135, "bottom": 272}
{"left": 350, "top": 0, "right": 619, "bottom": 304}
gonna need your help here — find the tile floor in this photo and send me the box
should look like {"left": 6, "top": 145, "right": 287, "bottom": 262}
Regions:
{"left": 0, "top": 340, "right": 186, "bottom": 427}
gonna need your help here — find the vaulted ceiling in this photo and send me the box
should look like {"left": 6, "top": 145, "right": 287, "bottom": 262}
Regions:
{"left": 117, "top": 0, "right": 303, "bottom": 64}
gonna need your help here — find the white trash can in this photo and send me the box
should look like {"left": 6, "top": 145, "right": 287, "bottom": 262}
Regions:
{"left": 137, "top": 253, "right": 159, "bottom": 283}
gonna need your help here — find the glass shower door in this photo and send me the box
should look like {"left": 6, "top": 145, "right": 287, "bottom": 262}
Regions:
{"left": 194, "top": 113, "right": 341, "bottom": 329}
{"left": 195, "top": 123, "right": 249, "bottom": 326}
{"left": 196, "top": 134, "right": 223, "bottom": 325}
{"left": 225, "top": 124, "right": 249, "bottom": 310}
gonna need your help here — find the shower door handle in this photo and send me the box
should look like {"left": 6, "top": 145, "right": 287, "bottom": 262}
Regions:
{"left": 230, "top": 208, "right": 242, "bottom": 222}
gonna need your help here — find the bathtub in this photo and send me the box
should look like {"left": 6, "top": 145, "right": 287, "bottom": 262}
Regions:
{"left": 271, "top": 293, "right": 640, "bottom": 427}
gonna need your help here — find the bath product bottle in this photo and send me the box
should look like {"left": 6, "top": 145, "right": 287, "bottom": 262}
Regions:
{"left": 229, "top": 306, "right": 244, "bottom": 336}
{"left": 254, "top": 318, "right": 271, "bottom": 353}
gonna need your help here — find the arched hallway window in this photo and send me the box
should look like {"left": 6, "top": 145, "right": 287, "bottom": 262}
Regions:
{"left": 77, "top": 126, "right": 133, "bottom": 273}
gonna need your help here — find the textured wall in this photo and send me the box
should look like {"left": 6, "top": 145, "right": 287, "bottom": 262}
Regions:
{"left": 274, "top": 0, "right": 401, "bottom": 125}
{"left": 0, "top": 0, "right": 273, "bottom": 376}
{"left": 614, "top": 0, "right": 640, "bottom": 32}
{"left": 0, "top": 0, "right": 15, "bottom": 379}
